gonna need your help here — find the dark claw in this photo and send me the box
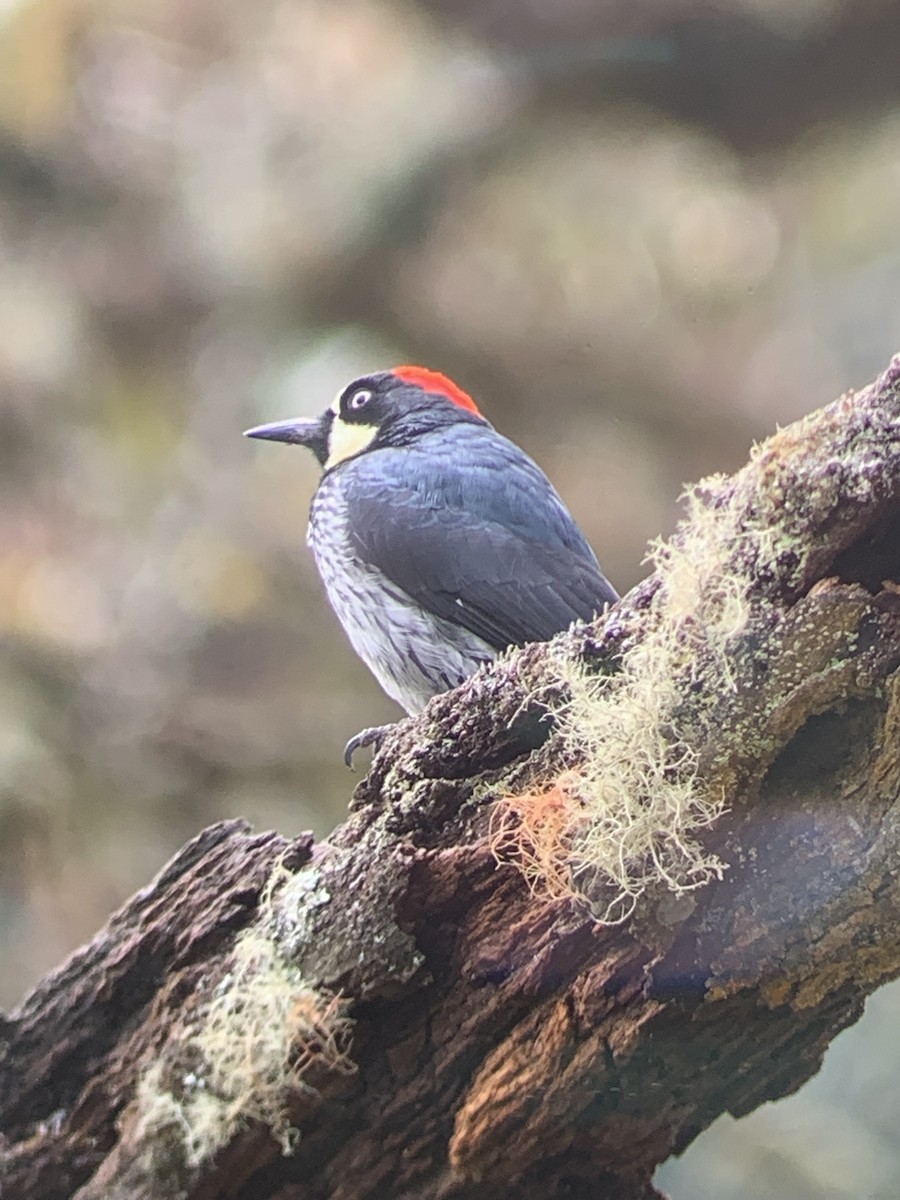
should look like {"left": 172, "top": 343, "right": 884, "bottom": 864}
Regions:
{"left": 343, "top": 723, "right": 393, "bottom": 769}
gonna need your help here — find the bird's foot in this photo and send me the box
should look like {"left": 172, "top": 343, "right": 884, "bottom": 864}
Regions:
{"left": 344, "top": 723, "right": 394, "bottom": 770}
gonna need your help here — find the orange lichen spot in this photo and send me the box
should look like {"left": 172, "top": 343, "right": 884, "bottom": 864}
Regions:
{"left": 288, "top": 990, "right": 355, "bottom": 1080}
{"left": 489, "top": 774, "right": 585, "bottom": 900}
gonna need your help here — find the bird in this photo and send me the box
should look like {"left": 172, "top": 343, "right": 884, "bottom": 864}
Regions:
{"left": 245, "top": 366, "right": 618, "bottom": 766}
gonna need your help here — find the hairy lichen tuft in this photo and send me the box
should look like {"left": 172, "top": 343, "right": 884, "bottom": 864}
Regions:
{"left": 133, "top": 861, "right": 354, "bottom": 1175}
{"left": 494, "top": 480, "right": 750, "bottom": 922}
{"left": 494, "top": 381, "right": 897, "bottom": 920}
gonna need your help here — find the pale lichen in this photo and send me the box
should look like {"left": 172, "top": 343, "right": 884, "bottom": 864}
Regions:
{"left": 132, "top": 859, "right": 354, "bottom": 1176}
{"left": 497, "top": 481, "right": 744, "bottom": 922}
{"left": 493, "top": 381, "right": 899, "bottom": 921}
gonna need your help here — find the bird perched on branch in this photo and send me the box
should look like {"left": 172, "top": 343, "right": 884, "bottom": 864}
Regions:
{"left": 245, "top": 366, "right": 618, "bottom": 765}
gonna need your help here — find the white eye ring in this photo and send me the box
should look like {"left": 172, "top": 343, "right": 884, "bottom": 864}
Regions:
{"left": 348, "top": 388, "right": 373, "bottom": 411}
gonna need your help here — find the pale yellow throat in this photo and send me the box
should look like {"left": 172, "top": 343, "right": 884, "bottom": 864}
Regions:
{"left": 325, "top": 416, "right": 378, "bottom": 470}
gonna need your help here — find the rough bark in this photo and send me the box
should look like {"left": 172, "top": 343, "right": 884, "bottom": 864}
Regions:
{"left": 3, "top": 356, "right": 900, "bottom": 1200}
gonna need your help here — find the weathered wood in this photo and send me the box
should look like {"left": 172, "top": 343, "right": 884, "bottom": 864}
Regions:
{"left": 3, "top": 356, "right": 900, "bottom": 1200}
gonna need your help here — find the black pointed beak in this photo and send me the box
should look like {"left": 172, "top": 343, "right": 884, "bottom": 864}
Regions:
{"left": 244, "top": 413, "right": 331, "bottom": 465}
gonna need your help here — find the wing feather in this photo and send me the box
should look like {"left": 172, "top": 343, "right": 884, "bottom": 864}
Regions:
{"left": 343, "top": 428, "right": 618, "bottom": 650}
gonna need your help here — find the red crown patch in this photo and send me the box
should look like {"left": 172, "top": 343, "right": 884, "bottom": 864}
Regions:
{"left": 391, "top": 366, "right": 481, "bottom": 415}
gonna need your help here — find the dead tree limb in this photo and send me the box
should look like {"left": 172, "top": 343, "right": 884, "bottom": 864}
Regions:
{"left": 3, "top": 356, "right": 900, "bottom": 1200}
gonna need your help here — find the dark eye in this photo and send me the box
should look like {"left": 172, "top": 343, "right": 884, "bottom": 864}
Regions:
{"left": 348, "top": 388, "right": 373, "bottom": 411}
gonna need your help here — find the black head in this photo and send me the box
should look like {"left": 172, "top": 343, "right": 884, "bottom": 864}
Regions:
{"left": 244, "top": 367, "right": 486, "bottom": 471}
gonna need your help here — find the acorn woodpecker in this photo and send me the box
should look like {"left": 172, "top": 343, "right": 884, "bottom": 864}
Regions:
{"left": 245, "top": 366, "right": 618, "bottom": 764}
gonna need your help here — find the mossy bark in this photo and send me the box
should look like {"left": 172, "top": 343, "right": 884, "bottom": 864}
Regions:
{"left": 4, "top": 357, "right": 900, "bottom": 1200}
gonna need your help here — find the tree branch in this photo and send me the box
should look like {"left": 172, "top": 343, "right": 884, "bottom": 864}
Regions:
{"left": 4, "top": 356, "right": 900, "bottom": 1200}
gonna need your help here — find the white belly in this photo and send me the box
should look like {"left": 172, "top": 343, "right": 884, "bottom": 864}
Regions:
{"left": 307, "top": 491, "right": 495, "bottom": 714}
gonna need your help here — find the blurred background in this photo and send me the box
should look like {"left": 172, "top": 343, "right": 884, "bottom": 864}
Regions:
{"left": 1, "top": 0, "right": 898, "bottom": 1194}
